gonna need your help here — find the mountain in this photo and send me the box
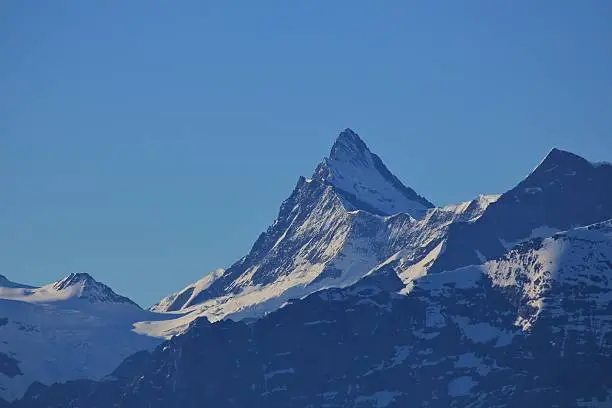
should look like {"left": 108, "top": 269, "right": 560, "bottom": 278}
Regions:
{"left": 4, "top": 130, "right": 611, "bottom": 406}
{"left": 314, "top": 128, "right": 434, "bottom": 217}
{"left": 145, "top": 135, "right": 612, "bottom": 339}
{"left": 0, "top": 273, "right": 138, "bottom": 306}
{"left": 150, "top": 269, "right": 226, "bottom": 312}
{"left": 15, "top": 220, "right": 612, "bottom": 407}
{"left": 426, "top": 148, "right": 612, "bottom": 274}
{"left": 142, "top": 129, "right": 438, "bottom": 336}
{"left": 0, "top": 273, "right": 173, "bottom": 401}
{"left": 0, "top": 276, "right": 33, "bottom": 290}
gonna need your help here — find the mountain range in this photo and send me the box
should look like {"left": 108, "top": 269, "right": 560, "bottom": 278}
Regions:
{"left": 1, "top": 129, "right": 611, "bottom": 407}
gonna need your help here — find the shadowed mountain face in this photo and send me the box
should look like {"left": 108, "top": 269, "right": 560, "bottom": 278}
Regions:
{"left": 428, "top": 148, "right": 612, "bottom": 274}
{"left": 14, "top": 221, "right": 612, "bottom": 408}
{"left": 50, "top": 273, "right": 140, "bottom": 306}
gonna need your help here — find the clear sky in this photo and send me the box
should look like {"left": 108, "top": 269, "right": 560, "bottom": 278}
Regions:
{"left": 1, "top": 1, "right": 611, "bottom": 307}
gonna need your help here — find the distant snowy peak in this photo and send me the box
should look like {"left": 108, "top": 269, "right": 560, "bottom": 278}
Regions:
{"left": 0, "top": 272, "right": 139, "bottom": 307}
{"left": 52, "top": 272, "right": 98, "bottom": 291}
{"left": 0, "top": 273, "right": 168, "bottom": 402}
{"left": 150, "top": 269, "right": 225, "bottom": 312}
{"left": 52, "top": 273, "right": 139, "bottom": 306}
{"left": 314, "top": 128, "right": 434, "bottom": 218}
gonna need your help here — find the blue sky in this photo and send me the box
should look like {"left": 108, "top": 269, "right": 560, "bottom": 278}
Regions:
{"left": 1, "top": 1, "right": 611, "bottom": 307}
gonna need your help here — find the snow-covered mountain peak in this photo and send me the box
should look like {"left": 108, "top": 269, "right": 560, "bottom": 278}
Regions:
{"left": 0, "top": 273, "right": 173, "bottom": 402}
{"left": 328, "top": 128, "right": 371, "bottom": 166}
{"left": 141, "top": 129, "right": 438, "bottom": 333}
{"left": 0, "top": 273, "right": 139, "bottom": 307}
{"left": 52, "top": 272, "right": 97, "bottom": 290}
{"left": 50, "top": 273, "right": 139, "bottom": 306}
{"left": 314, "top": 129, "right": 434, "bottom": 218}
{"left": 476, "top": 193, "right": 501, "bottom": 205}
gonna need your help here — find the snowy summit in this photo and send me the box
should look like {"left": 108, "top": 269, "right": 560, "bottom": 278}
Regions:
{"left": 314, "top": 128, "right": 434, "bottom": 218}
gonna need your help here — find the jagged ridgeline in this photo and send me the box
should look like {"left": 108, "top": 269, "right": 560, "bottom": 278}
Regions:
{"left": 2, "top": 129, "right": 612, "bottom": 407}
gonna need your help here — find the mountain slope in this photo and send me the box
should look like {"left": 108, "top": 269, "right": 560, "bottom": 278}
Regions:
{"left": 314, "top": 128, "right": 433, "bottom": 217}
{"left": 150, "top": 269, "right": 225, "bottom": 312}
{"left": 16, "top": 220, "right": 612, "bottom": 407}
{"left": 428, "top": 148, "right": 612, "bottom": 274}
{"left": 0, "top": 273, "right": 138, "bottom": 306}
{"left": 0, "top": 273, "right": 173, "bottom": 401}
{"left": 147, "top": 142, "right": 610, "bottom": 340}
{"left": 143, "top": 129, "right": 437, "bottom": 336}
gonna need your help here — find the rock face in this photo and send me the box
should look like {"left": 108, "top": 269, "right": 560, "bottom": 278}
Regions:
{"left": 14, "top": 221, "right": 612, "bottom": 408}
{"left": 428, "top": 148, "right": 612, "bottom": 274}
{"left": 145, "top": 129, "right": 439, "bottom": 336}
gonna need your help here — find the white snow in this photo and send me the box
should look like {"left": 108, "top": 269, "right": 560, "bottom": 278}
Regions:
{"left": 321, "top": 130, "right": 430, "bottom": 218}
{"left": 398, "top": 241, "right": 445, "bottom": 293}
{"left": 439, "top": 194, "right": 500, "bottom": 223}
{"left": 142, "top": 132, "right": 506, "bottom": 338}
{"left": 0, "top": 273, "right": 176, "bottom": 401}
{"left": 487, "top": 220, "right": 612, "bottom": 331}
{"left": 138, "top": 188, "right": 393, "bottom": 336}
{"left": 3, "top": 281, "right": 94, "bottom": 303}
{"left": 150, "top": 268, "right": 225, "bottom": 312}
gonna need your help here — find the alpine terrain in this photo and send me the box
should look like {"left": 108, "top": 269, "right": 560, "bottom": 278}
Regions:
{"left": 0, "top": 273, "right": 173, "bottom": 402}
{"left": 2, "top": 129, "right": 611, "bottom": 407}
